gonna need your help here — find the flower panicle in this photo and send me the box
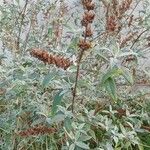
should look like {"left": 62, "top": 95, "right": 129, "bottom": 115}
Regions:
{"left": 120, "top": 32, "right": 137, "bottom": 48}
{"left": 106, "top": 15, "right": 119, "bottom": 32}
{"left": 105, "top": 0, "right": 133, "bottom": 33}
{"left": 18, "top": 125, "right": 56, "bottom": 137}
{"left": 119, "top": 0, "right": 132, "bottom": 17}
{"left": 79, "top": 0, "right": 95, "bottom": 51}
{"left": 30, "top": 48, "right": 72, "bottom": 70}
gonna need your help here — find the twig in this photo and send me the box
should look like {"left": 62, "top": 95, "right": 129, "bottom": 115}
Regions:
{"left": 130, "top": 29, "right": 148, "bottom": 49}
{"left": 71, "top": 49, "right": 84, "bottom": 113}
{"left": 128, "top": 0, "right": 142, "bottom": 19}
{"left": 17, "top": 0, "right": 29, "bottom": 52}
{"left": 23, "top": 19, "right": 32, "bottom": 52}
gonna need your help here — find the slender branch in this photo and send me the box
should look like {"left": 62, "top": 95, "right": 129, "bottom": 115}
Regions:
{"left": 23, "top": 15, "right": 32, "bottom": 52}
{"left": 128, "top": 0, "right": 142, "bottom": 18}
{"left": 130, "top": 29, "right": 148, "bottom": 49}
{"left": 17, "top": 0, "right": 29, "bottom": 52}
{"left": 71, "top": 49, "right": 84, "bottom": 113}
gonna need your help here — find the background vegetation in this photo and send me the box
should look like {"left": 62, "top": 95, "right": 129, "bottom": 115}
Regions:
{"left": 0, "top": 0, "right": 150, "bottom": 149}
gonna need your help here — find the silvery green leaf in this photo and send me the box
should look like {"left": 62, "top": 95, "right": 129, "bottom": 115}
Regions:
{"left": 69, "top": 144, "right": 75, "bottom": 150}
{"left": 101, "top": 67, "right": 122, "bottom": 85}
{"left": 64, "top": 117, "right": 72, "bottom": 132}
{"left": 79, "top": 135, "right": 91, "bottom": 142}
{"left": 52, "top": 90, "right": 64, "bottom": 116}
{"left": 42, "top": 71, "right": 56, "bottom": 87}
{"left": 121, "top": 67, "right": 134, "bottom": 85}
{"left": 78, "top": 123, "right": 85, "bottom": 130}
{"left": 51, "top": 114, "right": 65, "bottom": 124}
{"left": 76, "top": 141, "right": 90, "bottom": 149}
{"left": 75, "top": 131, "right": 81, "bottom": 141}
{"left": 119, "top": 124, "right": 126, "bottom": 135}
{"left": 110, "top": 57, "right": 118, "bottom": 67}
{"left": 113, "top": 136, "right": 118, "bottom": 144}
{"left": 89, "top": 130, "right": 96, "bottom": 141}
{"left": 104, "top": 77, "right": 117, "bottom": 102}
{"left": 46, "top": 118, "right": 52, "bottom": 124}
{"left": 118, "top": 52, "right": 138, "bottom": 58}
{"left": 106, "top": 143, "right": 113, "bottom": 150}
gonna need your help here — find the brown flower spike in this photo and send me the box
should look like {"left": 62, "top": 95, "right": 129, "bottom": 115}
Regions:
{"left": 119, "top": 0, "right": 132, "bottom": 17}
{"left": 79, "top": 0, "right": 95, "bottom": 51}
{"left": 81, "top": 11, "right": 95, "bottom": 27}
{"left": 105, "top": 0, "right": 133, "bottom": 32}
{"left": 18, "top": 125, "right": 56, "bottom": 137}
{"left": 106, "top": 15, "right": 118, "bottom": 32}
{"left": 78, "top": 39, "right": 92, "bottom": 50}
{"left": 83, "top": 24, "right": 93, "bottom": 37}
{"left": 30, "top": 48, "right": 72, "bottom": 70}
{"left": 82, "top": 0, "right": 95, "bottom": 11}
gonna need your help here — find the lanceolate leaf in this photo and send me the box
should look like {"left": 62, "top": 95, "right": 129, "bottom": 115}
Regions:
{"left": 64, "top": 117, "right": 72, "bottom": 132}
{"left": 51, "top": 90, "right": 64, "bottom": 116}
{"left": 51, "top": 114, "right": 65, "bottom": 123}
{"left": 48, "top": 27, "right": 53, "bottom": 37}
{"left": 101, "top": 67, "right": 122, "bottom": 85}
{"left": 121, "top": 67, "right": 134, "bottom": 85}
{"left": 42, "top": 72, "right": 55, "bottom": 87}
{"left": 104, "top": 77, "right": 117, "bottom": 102}
{"left": 76, "top": 141, "right": 90, "bottom": 149}
{"left": 118, "top": 52, "right": 138, "bottom": 58}
{"left": 69, "top": 144, "right": 76, "bottom": 150}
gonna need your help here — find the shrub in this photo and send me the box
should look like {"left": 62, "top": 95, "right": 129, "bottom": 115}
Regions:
{"left": 0, "top": 0, "right": 150, "bottom": 149}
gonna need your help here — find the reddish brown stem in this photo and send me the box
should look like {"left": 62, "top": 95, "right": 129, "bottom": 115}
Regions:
{"left": 71, "top": 49, "right": 84, "bottom": 113}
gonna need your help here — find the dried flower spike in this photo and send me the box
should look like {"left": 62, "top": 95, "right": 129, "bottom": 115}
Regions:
{"left": 84, "top": 1, "right": 95, "bottom": 11}
{"left": 78, "top": 39, "right": 92, "bottom": 50}
{"left": 120, "top": 32, "right": 136, "bottom": 48}
{"left": 81, "top": 11, "right": 95, "bottom": 27}
{"left": 82, "top": 0, "right": 92, "bottom": 6}
{"left": 106, "top": 15, "right": 118, "bottom": 32}
{"left": 119, "top": 0, "right": 132, "bottom": 17}
{"left": 83, "top": 24, "right": 93, "bottom": 37}
{"left": 79, "top": 0, "right": 94, "bottom": 50}
{"left": 30, "top": 48, "right": 72, "bottom": 70}
{"left": 18, "top": 126, "right": 56, "bottom": 137}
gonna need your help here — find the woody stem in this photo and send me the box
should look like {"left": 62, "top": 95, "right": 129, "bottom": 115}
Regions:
{"left": 71, "top": 49, "right": 84, "bottom": 113}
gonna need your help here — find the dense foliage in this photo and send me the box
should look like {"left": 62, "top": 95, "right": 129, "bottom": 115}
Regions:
{"left": 0, "top": 0, "right": 150, "bottom": 149}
